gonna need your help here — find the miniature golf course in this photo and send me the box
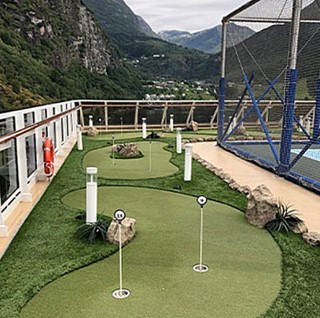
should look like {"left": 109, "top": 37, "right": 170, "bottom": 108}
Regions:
{"left": 83, "top": 141, "right": 179, "bottom": 179}
{"left": 21, "top": 187, "right": 281, "bottom": 318}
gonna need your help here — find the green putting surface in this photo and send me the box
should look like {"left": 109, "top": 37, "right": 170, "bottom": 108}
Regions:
{"left": 21, "top": 187, "right": 281, "bottom": 318}
{"left": 83, "top": 141, "right": 179, "bottom": 179}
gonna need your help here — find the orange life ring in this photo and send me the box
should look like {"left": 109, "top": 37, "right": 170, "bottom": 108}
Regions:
{"left": 43, "top": 137, "right": 54, "bottom": 177}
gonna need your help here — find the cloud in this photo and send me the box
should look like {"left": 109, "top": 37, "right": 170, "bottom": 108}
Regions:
{"left": 124, "top": 0, "right": 246, "bottom": 32}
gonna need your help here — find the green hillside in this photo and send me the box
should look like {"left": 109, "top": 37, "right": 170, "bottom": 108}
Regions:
{"left": 0, "top": 0, "right": 145, "bottom": 112}
{"left": 83, "top": 0, "right": 218, "bottom": 80}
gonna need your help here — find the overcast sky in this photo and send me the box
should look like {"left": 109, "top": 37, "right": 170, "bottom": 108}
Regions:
{"left": 124, "top": 0, "right": 246, "bottom": 33}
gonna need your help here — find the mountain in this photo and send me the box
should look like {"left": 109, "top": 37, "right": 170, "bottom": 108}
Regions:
{"left": 159, "top": 24, "right": 255, "bottom": 54}
{"left": 0, "top": 0, "right": 144, "bottom": 111}
{"left": 82, "top": 0, "right": 217, "bottom": 80}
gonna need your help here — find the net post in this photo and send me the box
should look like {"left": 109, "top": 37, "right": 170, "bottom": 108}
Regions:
{"left": 218, "top": 21, "right": 228, "bottom": 144}
{"left": 278, "top": 0, "right": 302, "bottom": 173}
{"left": 313, "top": 79, "right": 320, "bottom": 140}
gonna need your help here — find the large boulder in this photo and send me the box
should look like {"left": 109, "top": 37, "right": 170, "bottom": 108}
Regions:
{"left": 113, "top": 143, "right": 140, "bottom": 157}
{"left": 107, "top": 218, "right": 136, "bottom": 245}
{"left": 246, "top": 185, "right": 277, "bottom": 228}
{"left": 302, "top": 232, "right": 320, "bottom": 247}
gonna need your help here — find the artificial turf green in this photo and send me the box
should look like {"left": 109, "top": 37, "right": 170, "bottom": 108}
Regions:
{"left": 83, "top": 141, "right": 179, "bottom": 179}
{"left": 21, "top": 187, "right": 281, "bottom": 318}
{"left": 1, "top": 135, "right": 320, "bottom": 318}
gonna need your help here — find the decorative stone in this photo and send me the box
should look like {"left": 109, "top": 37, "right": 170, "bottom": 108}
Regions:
{"left": 291, "top": 222, "right": 308, "bottom": 234}
{"left": 113, "top": 143, "right": 140, "bottom": 157}
{"left": 238, "top": 185, "right": 251, "bottom": 195}
{"left": 236, "top": 126, "right": 247, "bottom": 136}
{"left": 107, "top": 217, "right": 136, "bottom": 245}
{"left": 191, "top": 121, "right": 198, "bottom": 132}
{"left": 196, "top": 138, "right": 204, "bottom": 142}
{"left": 87, "top": 126, "right": 98, "bottom": 137}
{"left": 246, "top": 185, "right": 277, "bottom": 228}
{"left": 302, "top": 232, "right": 320, "bottom": 247}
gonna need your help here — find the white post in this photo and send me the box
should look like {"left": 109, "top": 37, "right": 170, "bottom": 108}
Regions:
{"left": 306, "top": 117, "right": 311, "bottom": 135}
{"left": 299, "top": 115, "right": 304, "bottom": 132}
{"left": 0, "top": 209, "right": 8, "bottom": 237}
{"left": 169, "top": 114, "right": 174, "bottom": 132}
{"left": 149, "top": 139, "right": 152, "bottom": 172}
{"left": 233, "top": 117, "right": 237, "bottom": 131}
{"left": 119, "top": 222, "right": 123, "bottom": 293}
{"left": 76, "top": 125, "right": 83, "bottom": 151}
{"left": 228, "top": 116, "right": 233, "bottom": 134}
{"left": 199, "top": 206, "right": 204, "bottom": 267}
{"left": 86, "top": 167, "right": 97, "bottom": 223}
{"left": 184, "top": 144, "right": 192, "bottom": 181}
{"left": 142, "top": 118, "right": 147, "bottom": 139}
{"left": 89, "top": 115, "right": 93, "bottom": 127}
{"left": 176, "top": 128, "right": 182, "bottom": 154}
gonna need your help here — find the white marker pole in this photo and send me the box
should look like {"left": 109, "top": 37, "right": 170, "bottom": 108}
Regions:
{"left": 112, "top": 209, "right": 130, "bottom": 299}
{"left": 86, "top": 167, "right": 97, "bottom": 223}
{"left": 142, "top": 118, "right": 147, "bottom": 139}
{"left": 76, "top": 124, "right": 83, "bottom": 151}
{"left": 169, "top": 114, "right": 174, "bottom": 132}
{"left": 306, "top": 117, "right": 311, "bottom": 135}
{"left": 184, "top": 144, "right": 192, "bottom": 181}
{"left": 120, "top": 117, "right": 123, "bottom": 135}
{"left": 176, "top": 128, "right": 182, "bottom": 154}
{"left": 299, "top": 115, "right": 303, "bottom": 132}
{"left": 112, "top": 134, "right": 115, "bottom": 165}
{"left": 193, "top": 196, "right": 209, "bottom": 273}
{"left": 149, "top": 138, "right": 152, "bottom": 172}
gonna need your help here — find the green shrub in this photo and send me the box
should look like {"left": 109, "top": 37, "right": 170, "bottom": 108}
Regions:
{"left": 75, "top": 215, "right": 112, "bottom": 244}
{"left": 265, "top": 202, "right": 303, "bottom": 233}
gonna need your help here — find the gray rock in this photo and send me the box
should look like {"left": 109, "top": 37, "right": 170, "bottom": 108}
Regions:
{"left": 87, "top": 126, "right": 98, "bottom": 137}
{"left": 302, "top": 232, "right": 320, "bottom": 246}
{"left": 292, "top": 222, "right": 308, "bottom": 234}
{"left": 107, "top": 218, "right": 136, "bottom": 245}
{"left": 246, "top": 185, "right": 277, "bottom": 228}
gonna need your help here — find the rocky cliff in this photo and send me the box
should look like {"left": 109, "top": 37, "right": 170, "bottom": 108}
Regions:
{"left": 0, "top": 0, "right": 143, "bottom": 110}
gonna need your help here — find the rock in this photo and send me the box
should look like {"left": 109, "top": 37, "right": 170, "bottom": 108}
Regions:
{"left": 206, "top": 137, "right": 215, "bottom": 141}
{"left": 291, "top": 222, "right": 308, "bottom": 234}
{"left": 87, "top": 126, "right": 98, "bottom": 137}
{"left": 191, "top": 121, "right": 198, "bottom": 132}
{"left": 246, "top": 185, "right": 277, "bottom": 228}
{"left": 302, "top": 232, "right": 320, "bottom": 246}
{"left": 229, "top": 182, "right": 240, "bottom": 190}
{"left": 196, "top": 138, "right": 204, "bottom": 142}
{"left": 107, "top": 218, "right": 136, "bottom": 245}
{"left": 238, "top": 185, "right": 251, "bottom": 195}
{"left": 114, "top": 143, "right": 140, "bottom": 157}
{"left": 236, "top": 126, "right": 247, "bottom": 136}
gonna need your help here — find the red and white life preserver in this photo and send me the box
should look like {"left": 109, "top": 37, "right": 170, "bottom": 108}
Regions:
{"left": 43, "top": 137, "right": 54, "bottom": 177}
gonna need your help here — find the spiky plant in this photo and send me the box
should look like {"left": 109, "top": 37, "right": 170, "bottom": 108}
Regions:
{"left": 75, "top": 216, "right": 111, "bottom": 244}
{"left": 265, "top": 202, "right": 303, "bottom": 233}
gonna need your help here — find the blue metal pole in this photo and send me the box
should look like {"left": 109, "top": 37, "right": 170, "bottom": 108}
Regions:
{"left": 218, "top": 77, "right": 226, "bottom": 143}
{"left": 313, "top": 79, "right": 320, "bottom": 140}
{"left": 279, "top": 69, "right": 298, "bottom": 172}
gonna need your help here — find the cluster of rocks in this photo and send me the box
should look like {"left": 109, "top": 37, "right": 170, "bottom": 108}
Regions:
{"left": 193, "top": 154, "right": 251, "bottom": 196}
{"left": 112, "top": 143, "right": 140, "bottom": 157}
{"left": 182, "top": 137, "right": 216, "bottom": 145}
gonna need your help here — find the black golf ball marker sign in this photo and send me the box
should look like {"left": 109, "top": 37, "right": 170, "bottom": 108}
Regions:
{"left": 114, "top": 209, "right": 126, "bottom": 223}
{"left": 197, "top": 195, "right": 207, "bottom": 207}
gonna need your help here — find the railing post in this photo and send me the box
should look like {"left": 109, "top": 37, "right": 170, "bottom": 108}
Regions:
{"left": 134, "top": 103, "right": 139, "bottom": 131}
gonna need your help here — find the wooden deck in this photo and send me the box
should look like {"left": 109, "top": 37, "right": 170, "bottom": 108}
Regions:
{"left": 0, "top": 137, "right": 77, "bottom": 259}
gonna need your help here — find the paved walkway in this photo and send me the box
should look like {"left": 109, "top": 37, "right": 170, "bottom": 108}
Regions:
{"left": 0, "top": 137, "right": 77, "bottom": 259}
{"left": 193, "top": 142, "right": 320, "bottom": 233}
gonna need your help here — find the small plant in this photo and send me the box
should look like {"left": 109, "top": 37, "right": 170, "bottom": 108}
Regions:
{"left": 75, "top": 216, "right": 112, "bottom": 244}
{"left": 265, "top": 202, "right": 303, "bottom": 233}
